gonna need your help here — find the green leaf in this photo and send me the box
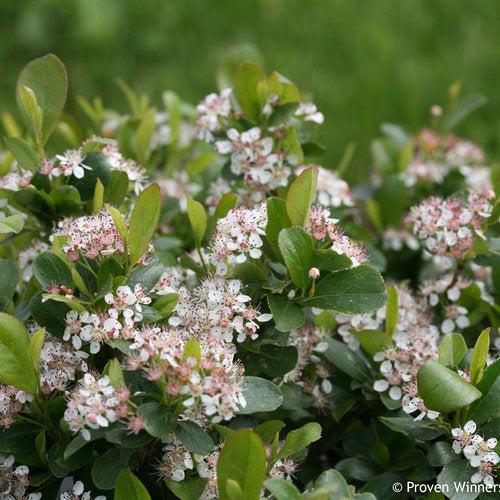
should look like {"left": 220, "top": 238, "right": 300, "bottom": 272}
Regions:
{"left": 278, "top": 227, "right": 314, "bottom": 291}
{"left": 385, "top": 286, "right": 398, "bottom": 336}
{"left": 50, "top": 185, "right": 81, "bottom": 215}
{"left": 217, "top": 429, "right": 267, "bottom": 500}
{"left": 129, "top": 183, "right": 161, "bottom": 264}
{"left": 257, "top": 344, "right": 298, "bottom": 378}
{"left": 186, "top": 196, "right": 207, "bottom": 247}
{"left": 0, "top": 260, "right": 20, "bottom": 303}
{"left": 106, "top": 358, "right": 125, "bottom": 387}
{"left": 417, "top": 360, "right": 482, "bottom": 413}
{"left": 352, "top": 330, "right": 393, "bottom": 356}
{"left": 3, "top": 136, "right": 39, "bottom": 171}
{"left": 33, "top": 252, "right": 73, "bottom": 291}
{"left": 0, "top": 313, "right": 38, "bottom": 392}
{"left": 104, "top": 171, "right": 129, "bottom": 206}
{"left": 267, "top": 295, "right": 305, "bottom": 332}
{"left": 276, "top": 422, "right": 321, "bottom": 460}
{"left": 175, "top": 420, "right": 215, "bottom": 455}
{"left": 286, "top": 166, "right": 318, "bottom": 227}
{"left": 114, "top": 468, "right": 151, "bottom": 500}
{"left": 108, "top": 205, "right": 129, "bottom": 250}
{"left": 16, "top": 85, "right": 43, "bottom": 144}
{"left": 91, "top": 447, "right": 134, "bottom": 490}
{"left": 379, "top": 416, "right": 442, "bottom": 442}
{"left": 266, "top": 197, "right": 291, "bottom": 260}
{"left": 305, "top": 265, "right": 386, "bottom": 314}
{"left": 93, "top": 178, "right": 105, "bottom": 214}
{"left": 165, "top": 478, "right": 208, "bottom": 500}
{"left": 0, "top": 215, "right": 24, "bottom": 234}
{"left": 437, "top": 459, "right": 478, "bottom": 500}
{"left": 29, "top": 328, "right": 45, "bottom": 377}
{"left": 428, "top": 442, "right": 457, "bottom": 467}
{"left": 469, "top": 377, "right": 500, "bottom": 425}
{"left": 16, "top": 54, "right": 68, "bottom": 144}
{"left": 265, "top": 479, "right": 302, "bottom": 500}
{"left": 238, "top": 376, "right": 283, "bottom": 414}
{"left": 469, "top": 328, "right": 490, "bottom": 385}
{"left": 439, "top": 333, "right": 467, "bottom": 367}
{"left": 136, "top": 107, "right": 156, "bottom": 164}
{"left": 253, "top": 420, "right": 285, "bottom": 442}
{"left": 137, "top": 402, "right": 176, "bottom": 438}
{"left": 322, "top": 339, "right": 371, "bottom": 381}
{"left": 234, "top": 62, "right": 266, "bottom": 122}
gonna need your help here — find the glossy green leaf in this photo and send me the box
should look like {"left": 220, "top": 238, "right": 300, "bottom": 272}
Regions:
{"left": 237, "top": 376, "right": 283, "bottom": 414}
{"left": 265, "top": 479, "right": 302, "bottom": 500}
{"left": 137, "top": 402, "right": 176, "bottom": 438}
{"left": 16, "top": 54, "right": 68, "bottom": 144}
{"left": 439, "top": 333, "right": 467, "bottom": 367}
{"left": 469, "top": 328, "right": 490, "bottom": 385}
{"left": 278, "top": 227, "right": 314, "bottom": 291}
{"left": 267, "top": 294, "right": 305, "bottom": 332}
{"left": 234, "top": 62, "right": 266, "bottom": 122}
{"left": 322, "top": 338, "right": 371, "bottom": 381}
{"left": 129, "top": 183, "right": 161, "bottom": 264}
{"left": 186, "top": 196, "right": 207, "bottom": 247}
{"left": 266, "top": 197, "right": 291, "bottom": 260}
{"left": 217, "top": 429, "right": 267, "bottom": 500}
{"left": 0, "top": 313, "right": 38, "bottom": 392}
{"left": 114, "top": 468, "right": 151, "bottom": 500}
{"left": 417, "top": 360, "right": 482, "bottom": 413}
{"left": 352, "top": 330, "right": 393, "bottom": 356}
{"left": 175, "top": 420, "right": 215, "bottom": 455}
{"left": 306, "top": 265, "right": 386, "bottom": 313}
{"left": 91, "top": 447, "right": 134, "bottom": 490}
{"left": 165, "top": 478, "right": 207, "bottom": 500}
{"left": 276, "top": 422, "right": 321, "bottom": 460}
{"left": 33, "top": 252, "right": 73, "bottom": 291}
{"left": 0, "top": 215, "right": 24, "bottom": 234}
{"left": 0, "top": 260, "right": 20, "bottom": 303}
{"left": 286, "top": 166, "right": 318, "bottom": 227}
{"left": 385, "top": 286, "right": 398, "bottom": 336}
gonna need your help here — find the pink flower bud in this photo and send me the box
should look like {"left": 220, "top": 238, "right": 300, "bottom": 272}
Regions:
{"left": 309, "top": 267, "right": 320, "bottom": 279}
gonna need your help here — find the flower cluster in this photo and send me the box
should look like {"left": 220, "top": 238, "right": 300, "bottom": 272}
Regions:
{"left": 64, "top": 285, "right": 151, "bottom": 353}
{"left": 170, "top": 278, "right": 271, "bottom": 343}
{"left": 196, "top": 88, "right": 232, "bottom": 142}
{"left": 0, "top": 455, "right": 39, "bottom": 500}
{"left": 405, "top": 189, "right": 495, "bottom": 260}
{"left": 209, "top": 203, "right": 267, "bottom": 274}
{"left": 51, "top": 208, "right": 125, "bottom": 261}
{"left": 101, "top": 144, "right": 147, "bottom": 194}
{"left": 0, "top": 385, "right": 33, "bottom": 429}
{"left": 40, "top": 148, "right": 91, "bottom": 179}
{"left": 0, "top": 166, "right": 32, "bottom": 191}
{"left": 215, "top": 127, "right": 292, "bottom": 191}
{"left": 127, "top": 326, "right": 246, "bottom": 423}
{"left": 64, "top": 373, "right": 131, "bottom": 440}
{"left": 307, "top": 205, "right": 367, "bottom": 265}
{"left": 452, "top": 420, "right": 499, "bottom": 486}
{"left": 60, "top": 481, "right": 106, "bottom": 500}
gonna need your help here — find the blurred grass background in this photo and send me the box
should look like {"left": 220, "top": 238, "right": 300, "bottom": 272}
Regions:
{"left": 1, "top": 0, "right": 500, "bottom": 180}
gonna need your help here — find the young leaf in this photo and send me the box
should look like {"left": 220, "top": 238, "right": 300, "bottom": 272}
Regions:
{"left": 16, "top": 54, "right": 68, "bottom": 144}
{"left": 0, "top": 313, "right": 38, "bottom": 393}
{"left": 439, "top": 333, "right": 467, "bottom": 367}
{"left": 286, "top": 166, "right": 318, "bottom": 227}
{"left": 417, "top": 360, "right": 482, "bottom": 413}
{"left": 265, "top": 479, "right": 302, "bottom": 500}
{"left": 234, "top": 62, "right": 266, "bottom": 122}
{"left": 0, "top": 260, "right": 20, "bottom": 303}
{"left": 322, "top": 339, "right": 371, "bottom": 382}
{"left": 186, "top": 197, "right": 207, "bottom": 247}
{"left": 114, "top": 468, "right": 151, "bottom": 500}
{"left": 305, "top": 265, "right": 386, "bottom": 314}
{"left": 276, "top": 422, "right": 321, "bottom": 460}
{"left": 0, "top": 215, "right": 24, "bottom": 234}
{"left": 278, "top": 227, "right": 314, "bottom": 291}
{"left": 29, "top": 328, "right": 45, "bottom": 377}
{"left": 267, "top": 294, "right": 305, "bottom": 332}
{"left": 16, "top": 86, "right": 43, "bottom": 144}
{"left": 129, "top": 183, "right": 161, "bottom": 264}
{"left": 165, "top": 478, "right": 207, "bottom": 500}
{"left": 470, "top": 328, "right": 490, "bottom": 385}
{"left": 217, "top": 429, "right": 267, "bottom": 500}
{"left": 237, "top": 376, "right": 283, "bottom": 414}
{"left": 385, "top": 286, "right": 398, "bottom": 336}
{"left": 93, "top": 178, "right": 105, "bottom": 214}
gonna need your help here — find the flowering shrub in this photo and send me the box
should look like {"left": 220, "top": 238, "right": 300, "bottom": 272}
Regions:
{"left": 0, "top": 55, "right": 498, "bottom": 499}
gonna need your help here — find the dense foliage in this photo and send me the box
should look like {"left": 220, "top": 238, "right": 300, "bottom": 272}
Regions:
{"left": 0, "top": 55, "right": 498, "bottom": 499}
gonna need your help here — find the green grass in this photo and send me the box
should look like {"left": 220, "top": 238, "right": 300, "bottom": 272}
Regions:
{"left": 1, "top": 0, "right": 500, "bottom": 181}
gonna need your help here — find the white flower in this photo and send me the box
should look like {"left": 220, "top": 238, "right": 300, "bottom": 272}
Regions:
{"left": 451, "top": 420, "right": 477, "bottom": 454}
